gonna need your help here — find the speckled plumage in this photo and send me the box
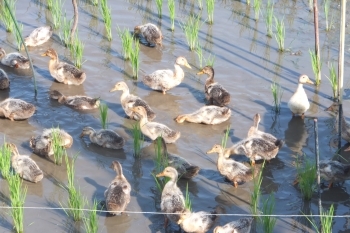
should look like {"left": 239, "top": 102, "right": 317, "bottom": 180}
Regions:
{"left": 104, "top": 161, "right": 131, "bottom": 215}
{"left": 24, "top": 26, "right": 53, "bottom": 47}
{"left": 110, "top": 81, "right": 155, "bottom": 121}
{"left": 50, "top": 90, "right": 100, "bottom": 110}
{"left": 0, "top": 68, "right": 9, "bottom": 89}
{"left": 175, "top": 105, "right": 231, "bottom": 125}
{"left": 213, "top": 217, "right": 253, "bottom": 233}
{"left": 0, "top": 98, "right": 35, "bottom": 121}
{"left": 197, "top": 66, "right": 230, "bottom": 107}
{"left": 134, "top": 23, "right": 163, "bottom": 46}
{"left": 42, "top": 48, "right": 86, "bottom": 85}
{"left": 177, "top": 208, "right": 220, "bottom": 233}
{"left": 80, "top": 126, "right": 125, "bottom": 149}
{"left": 319, "top": 160, "right": 350, "bottom": 187}
{"left": 0, "top": 48, "right": 30, "bottom": 69}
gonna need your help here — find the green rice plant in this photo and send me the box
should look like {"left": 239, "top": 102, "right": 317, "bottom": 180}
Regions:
{"left": 195, "top": 44, "right": 204, "bottom": 69}
{"left": 206, "top": 0, "right": 215, "bottom": 24}
{"left": 324, "top": 0, "right": 330, "bottom": 31}
{"left": 8, "top": 174, "right": 27, "bottom": 233}
{"left": 205, "top": 54, "right": 215, "bottom": 67}
{"left": 60, "top": 14, "right": 72, "bottom": 47}
{"left": 271, "top": 82, "right": 283, "bottom": 113}
{"left": 0, "top": 142, "right": 12, "bottom": 179}
{"left": 184, "top": 183, "right": 192, "bottom": 211}
{"left": 308, "top": 0, "right": 313, "bottom": 11}
{"left": 326, "top": 63, "right": 337, "bottom": 99}
{"left": 0, "top": 0, "right": 16, "bottom": 32}
{"left": 247, "top": 0, "right": 251, "bottom": 6}
{"left": 168, "top": 0, "right": 175, "bottom": 31}
{"left": 47, "top": 0, "right": 53, "bottom": 10}
{"left": 181, "top": 13, "right": 202, "bottom": 51}
{"left": 155, "top": 0, "right": 163, "bottom": 18}
{"left": 51, "top": 0, "right": 63, "bottom": 29}
{"left": 260, "top": 194, "right": 276, "bottom": 233}
{"left": 305, "top": 204, "right": 334, "bottom": 233}
{"left": 100, "top": 0, "right": 112, "bottom": 41}
{"left": 221, "top": 125, "right": 230, "bottom": 149}
{"left": 265, "top": 0, "right": 274, "bottom": 37}
{"left": 117, "top": 26, "right": 133, "bottom": 60}
{"left": 274, "top": 16, "right": 285, "bottom": 52}
{"left": 130, "top": 40, "right": 140, "bottom": 79}
{"left": 99, "top": 102, "right": 109, "bottom": 129}
{"left": 309, "top": 49, "right": 322, "bottom": 86}
{"left": 198, "top": 0, "right": 203, "bottom": 9}
{"left": 92, "top": 0, "right": 98, "bottom": 6}
{"left": 69, "top": 34, "right": 85, "bottom": 68}
{"left": 83, "top": 199, "right": 99, "bottom": 233}
{"left": 131, "top": 122, "right": 144, "bottom": 158}
{"left": 153, "top": 136, "right": 170, "bottom": 192}
{"left": 52, "top": 127, "right": 66, "bottom": 165}
{"left": 253, "top": 0, "right": 261, "bottom": 21}
{"left": 296, "top": 158, "right": 316, "bottom": 200}
{"left": 250, "top": 163, "right": 263, "bottom": 218}
{"left": 13, "top": 22, "right": 23, "bottom": 51}
{"left": 65, "top": 154, "right": 78, "bottom": 192}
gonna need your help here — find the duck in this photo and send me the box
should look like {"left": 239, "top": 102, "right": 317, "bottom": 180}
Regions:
{"left": 155, "top": 136, "right": 200, "bottom": 179}
{"left": 196, "top": 66, "right": 230, "bottom": 106}
{"left": 142, "top": 56, "right": 191, "bottom": 95}
{"left": 80, "top": 126, "right": 125, "bottom": 149}
{"left": 156, "top": 166, "right": 185, "bottom": 225}
{"left": 177, "top": 207, "right": 222, "bottom": 233}
{"left": 0, "top": 48, "right": 30, "bottom": 69}
{"left": 175, "top": 106, "right": 231, "bottom": 125}
{"left": 49, "top": 90, "right": 100, "bottom": 110}
{"left": 41, "top": 48, "right": 86, "bottom": 85}
{"left": 0, "top": 68, "right": 10, "bottom": 89}
{"left": 288, "top": 74, "right": 314, "bottom": 118}
{"left": 131, "top": 106, "right": 180, "bottom": 143}
{"left": 227, "top": 137, "right": 283, "bottom": 166}
{"left": 247, "top": 113, "right": 283, "bottom": 146}
{"left": 325, "top": 102, "right": 350, "bottom": 151}
{"left": 319, "top": 160, "right": 350, "bottom": 188}
{"left": 109, "top": 81, "right": 156, "bottom": 121}
{"left": 104, "top": 160, "right": 131, "bottom": 215}
{"left": 206, "top": 144, "right": 256, "bottom": 187}
{"left": 6, "top": 143, "right": 43, "bottom": 183}
{"left": 134, "top": 23, "right": 163, "bottom": 46}
{"left": 23, "top": 25, "right": 53, "bottom": 47}
{"left": 0, "top": 98, "right": 36, "bottom": 121}
{"left": 213, "top": 217, "right": 254, "bottom": 233}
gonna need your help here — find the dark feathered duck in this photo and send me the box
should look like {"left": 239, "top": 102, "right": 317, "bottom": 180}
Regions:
{"left": 80, "top": 126, "right": 125, "bottom": 149}
{"left": 0, "top": 68, "right": 10, "bottom": 89}
{"left": 0, "top": 47, "right": 30, "bottom": 69}
{"left": 50, "top": 90, "right": 100, "bottom": 110}
{"left": 319, "top": 160, "right": 350, "bottom": 188}
{"left": 0, "top": 98, "right": 35, "bottom": 121}
{"left": 134, "top": 23, "right": 163, "bottom": 46}
{"left": 175, "top": 105, "right": 231, "bottom": 125}
{"left": 213, "top": 217, "right": 254, "bottom": 233}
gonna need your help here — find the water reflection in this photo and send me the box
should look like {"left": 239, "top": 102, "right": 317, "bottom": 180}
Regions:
{"left": 249, "top": 22, "right": 258, "bottom": 53}
{"left": 239, "top": 5, "right": 251, "bottom": 36}
{"left": 104, "top": 213, "right": 131, "bottom": 233}
{"left": 80, "top": 139, "right": 127, "bottom": 159}
{"left": 284, "top": 117, "right": 309, "bottom": 154}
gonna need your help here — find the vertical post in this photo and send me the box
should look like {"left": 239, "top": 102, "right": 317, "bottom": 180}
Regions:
{"left": 313, "top": 0, "right": 321, "bottom": 82}
{"left": 314, "top": 119, "right": 321, "bottom": 217}
{"left": 70, "top": 0, "right": 78, "bottom": 42}
{"left": 338, "top": 0, "right": 346, "bottom": 150}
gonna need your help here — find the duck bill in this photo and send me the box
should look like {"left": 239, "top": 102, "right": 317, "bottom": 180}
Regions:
{"left": 131, "top": 107, "right": 138, "bottom": 112}
{"left": 79, "top": 133, "right": 84, "bottom": 138}
{"left": 206, "top": 149, "right": 214, "bottom": 154}
{"left": 306, "top": 79, "right": 314, "bottom": 85}
{"left": 185, "top": 63, "right": 192, "bottom": 69}
{"left": 156, "top": 172, "right": 165, "bottom": 177}
{"left": 109, "top": 87, "right": 117, "bottom": 92}
{"left": 196, "top": 70, "right": 204, "bottom": 75}
{"left": 41, "top": 52, "right": 47, "bottom": 57}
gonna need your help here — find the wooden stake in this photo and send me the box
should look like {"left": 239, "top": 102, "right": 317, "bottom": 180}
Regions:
{"left": 70, "top": 0, "right": 78, "bottom": 42}
{"left": 313, "top": 0, "right": 321, "bottom": 83}
{"left": 314, "top": 118, "right": 321, "bottom": 217}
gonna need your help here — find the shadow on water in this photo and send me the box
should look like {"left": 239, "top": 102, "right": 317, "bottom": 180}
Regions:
{"left": 80, "top": 138, "right": 127, "bottom": 159}
{"left": 284, "top": 116, "right": 309, "bottom": 154}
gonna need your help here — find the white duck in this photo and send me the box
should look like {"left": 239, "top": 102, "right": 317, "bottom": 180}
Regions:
{"left": 24, "top": 26, "right": 53, "bottom": 47}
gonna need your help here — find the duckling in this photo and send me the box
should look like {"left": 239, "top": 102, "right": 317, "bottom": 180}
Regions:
{"left": 143, "top": 56, "right": 191, "bottom": 95}
{"left": 155, "top": 136, "right": 200, "bottom": 179}
{"left": 227, "top": 137, "right": 283, "bottom": 166}
{"left": 49, "top": 90, "right": 100, "bottom": 110}
{"left": 0, "top": 68, "right": 10, "bottom": 89}
{"left": 6, "top": 143, "right": 43, "bottom": 183}
{"left": 288, "top": 74, "right": 314, "bottom": 119}
{"left": 23, "top": 26, "right": 53, "bottom": 47}
{"left": 80, "top": 126, "right": 125, "bottom": 149}
{"left": 104, "top": 160, "right": 131, "bottom": 215}
{"left": 134, "top": 23, "right": 163, "bottom": 46}
{"left": 207, "top": 144, "right": 256, "bottom": 187}
{"left": 196, "top": 66, "right": 230, "bottom": 107}
{"left": 213, "top": 217, "right": 254, "bottom": 233}
{"left": 131, "top": 106, "right": 180, "bottom": 143}
{"left": 0, "top": 48, "right": 30, "bottom": 69}
{"left": 156, "top": 166, "right": 185, "bottom": 225}
{"left": 319, "top": 160, "right": 350, "bottom": 188}
{"left": 175, "top": 106, "right": 231, "bottom": 125}
{"left": 109, "top": 81, "right": 156, "bottom": 121}
{"left": 0, "top": 98, "right": 35, "bottom": 121}
{"left": 41, "top": 48, "right": 86, "bottom": 85}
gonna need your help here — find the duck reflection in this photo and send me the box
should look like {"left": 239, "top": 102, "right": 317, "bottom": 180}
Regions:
{"left": 104, "top": 213, "right": 131, "bottom": 233}
{"left": 284, "top": 117, "right": 309, "bottom": 154}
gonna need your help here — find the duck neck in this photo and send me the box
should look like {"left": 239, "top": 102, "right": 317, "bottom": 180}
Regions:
{"left": 296, "top": 83, "right": 304, "bottom": 92}
{"left": 49, "top": 55, "right": 59, "bottom": 71}
{"left": 120, "top": 88, "right": 130, "bottom": 102}
{"left": 139, "top": 113, "right": 148, "bottom": 127}
{"left": 89, "top": 130, "right": 97, "bottom": 142}
{"left": 205, "top": 70, "right": 215, "bottom": 86}
{"left": 174, "top": 63, "right": 185, "bottom": 81}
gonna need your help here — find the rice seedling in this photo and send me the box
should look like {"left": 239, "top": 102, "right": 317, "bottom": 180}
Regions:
{"left": 69, "top": 34, "right": 85, "bottom": 68}
{"left": 184, "top": 183, "right": 192, "bottom": 211}
{"left": 326, "top": 63, "right": 337, "bottom": 99}
{"left": 305, "top": 204, "right": 334, "bottom": 233}
{"left": 60, "top": 14, "right": 72, "bottom": 47}
{"left": 100, "top": 0, "right": 112, "bottom": 41}
{"left": 131, "top": 122, "right": 144, "bottom": 158}
{"left": 265, "top": 0, "right": 274, "bottom": 37}
{"left": 221, "top": 125, "right": 230, "bottom": 149}
{"left": 198, "top": 0, "right": 203, "bottom": 9}
{"left": 52, "top": 127, "right": 66, "bottom": 165}
{"left": 296, "top": 158, "right": 316, "bottom": 200}
{"left": 99, "top": 102, "right": 109, "bottom": 129}
{"left": 253, "top": 0, "right": 261, "bottom": 21}
{"left": 205, "top": 53, "right": 215, "bottom": 66}
{"left": 153, "top": 136, "right": 170, "bottom": 192}
{"left": 195, "top": 44, "right": 204, "bottom": 69}
{"left": 206, "top": 0, "right": 215, "bottom": 24}
{"left": 274, "top": 16, "right": 285, "bottom": 52}
{"left": 117, "top": 26, "right": 133, "bottom": 60}
{"left": 271, "top": 81, "right": 283, "bottom": 113}
{"left": 47, "top": 0, "right": 53, "bottom": 10}
{"left": 181, "top": 13, "right": 202, "bottom": 51}
{"left": 155, "top": 0, "right": 163, "bottom": 18}
{"left": 8, "top": 174, "right": 27, "bottom": 233}
{"left": 247, "top": 0, "right": 251, "bottom": 6}
{"left": 250, "top": 163, "right": 263, "bottom": 218}
{"left": 0, "top": 0, "right": 16, "bottom": 32}
{"left": 308, "top": 0, "right": 313, "bottom": 11}
{"left": 260, "top": 194, "right": 276, "bottom": 233}
{"left": 13, "top": 22, "right": 23, "bottom": 51}
{"left": 0, "top": 142, "right": 12, "bottom": 179}
{"left": 324, "top": 0, "right": 330, "bottom": 31}
{"left": 130, "top": 40, "right": 140, "bottom": 79}
{"left": 83, "top": 199, "right": 99, "bottom": 233}
{"left": 92, "top": 0, "right": 98, "bottom": 6}
{"left": 168, "top": 0, "right": 175, "bottom": 31}
{"left": 51, "top": 0, "right": 63, "bottom": 29}
{"left": 309, "top": 49, "right": 322, "bottom": 86}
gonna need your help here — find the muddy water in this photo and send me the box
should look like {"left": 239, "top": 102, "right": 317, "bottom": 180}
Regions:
{"left": 1, "top": 0, "right": 350, "bottom": 232}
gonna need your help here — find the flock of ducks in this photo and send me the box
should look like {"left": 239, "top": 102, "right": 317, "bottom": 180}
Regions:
{"left": 1, "top": 21, "right": 350, "bottom": 233}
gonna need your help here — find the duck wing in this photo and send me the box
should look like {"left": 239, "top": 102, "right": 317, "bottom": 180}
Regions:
{"left": 143, "top": 69, "right": 174, "bottom": 89}
{"left": 55, "top": 62, "right": 84, "bottom": 83}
